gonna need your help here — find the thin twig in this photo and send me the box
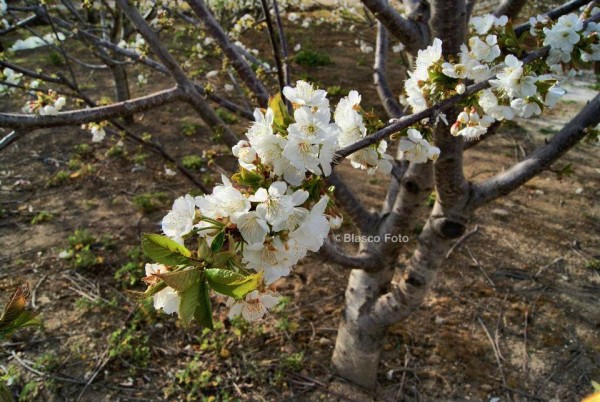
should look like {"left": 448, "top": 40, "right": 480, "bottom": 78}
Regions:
{"left": 260, "top": 0, "right": 286, "bottom": 94}
{"left": 76, "top": 348, "right": 110, "bottom": 401}
{"left": 31, "top": 273, "right": 50, "bottom": 308}
{"left": 477, "top": 316, "right": 508, "bottom": 392}
{"left": 466, "top": 246, "right": 496, "bottom": 288}
{"left": 10, "top": 351, "right": 85, "bottom": 384}
{"left": 446, "top": 225, "right": 479, "bottom": 258}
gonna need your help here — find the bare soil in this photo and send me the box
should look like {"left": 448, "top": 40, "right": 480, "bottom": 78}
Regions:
{"left": 1, "top": 8, "right": 599, "bottom": 402}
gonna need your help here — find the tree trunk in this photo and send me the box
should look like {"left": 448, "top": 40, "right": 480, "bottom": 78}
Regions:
{"left": 332, "top": 163, "right": 433, "bottom": 389}
{"left": 332, "top": 269, "right": 391, "bottom": 388}
{"left": 332, "top": 0, "right": 467, "bottom": 390}
{"left": 110, "top": 63, "right": 133, "bottom": 125}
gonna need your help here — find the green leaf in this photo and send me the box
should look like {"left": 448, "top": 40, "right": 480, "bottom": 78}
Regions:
{"left": 156, "top": 269, "right": 201, "bottom": 292}
{"left": 141, "top": 234, "right": 193, "bottom": 266}
{"left": 177, "top": 278, "right": 213, "bottom": 329}
{"left": 210, "top": 231, "right": 225, "bottom": 253}
{"left": 211, "top": 251, "right": 231, "bottom": 268}
{"left": 194, "top": 281, "right": 213, "bottom": 330}
{"left": 205, "top": 269, "right": 262, "bottom": 299}
{"left": 592, "top": 380, "right": 600, "bottom": 391}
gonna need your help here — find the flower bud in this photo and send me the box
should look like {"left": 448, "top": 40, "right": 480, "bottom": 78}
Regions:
{"left": 450, "top": 122, "right": 461, "bottom": 136}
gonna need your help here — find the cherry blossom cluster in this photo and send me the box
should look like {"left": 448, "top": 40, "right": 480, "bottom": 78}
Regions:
{"left": 0, "top": 67, "right": 23, "bottom": 96}
{"left": 117, "top": 33, "right": 148, "bottom": 56}
{"left": 404, "top": 12, "right": 598, "bottom": 144}
{"left": 81, "top": 121, "right": 108, "bottom": 143}
{"left": 141, "top": 81, "right": 392, "bottom": 324}
{"left": 10, "top": 32, "right": 66, "bottom": 52}
{"left": 21, "top": 90, "right": 66, "bottom": 115}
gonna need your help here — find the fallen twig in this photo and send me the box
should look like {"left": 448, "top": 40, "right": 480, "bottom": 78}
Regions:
{"left": 446, "top": 225, "right": 479, "bottom": 258}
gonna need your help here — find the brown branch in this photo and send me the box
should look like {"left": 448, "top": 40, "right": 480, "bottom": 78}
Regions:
{"left": 377, "top": 161, "right": 433, "bottom": 257}
{"left": 115, "top": 0, "right": 239, "bottom": 147}
{"left": 360, "top": 0, "right": 430, "bottom": 56}
{"left": 493, "top": 0, "right": 527, "bottom": 19}
{"left": 272, "top": 0, "right": 290, "bottom": 88}
{"left": 47, "top": 14, "right": 254, "bottom": 120}
{"left": 319, "top": 240, "right": 379, "bottom": 270}
{"left": 185, "top": 0, "right": 270, "bottom": 107}
{"left": 373, "top": 18, "right": 404, "bottom": 119}
{"left": 327, "top": 171, "right": 378, "bottom": 234}
{"left": 260, "top": 0, "right": 286, "bottom": 95}
{"left": 0, "top": 87, "right": 184, "bottom": 129}
{"left": 514, "top": 0, "right": 593, "bottom": 37}
{"left": 0, "top": 14, "right": 39, "bottom": 35}
{"left": 470, "top": 93, "right": 600, "bottom": 209}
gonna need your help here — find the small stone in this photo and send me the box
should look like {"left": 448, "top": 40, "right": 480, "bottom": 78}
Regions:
{"left": 37, "top": 296, "right": 51, "bottom": 305}
{"left": 434, "top": 316, "right": 446, "bottom": 325}
{"left": 318, "top": 337, "right": 332, "bottom": 346}
{"left": 534, "top": 189, "right": 544, "bottom": 195}
{"left": 575, "top": 187, "right": 583, "bottom": 194}
{"left": 492, "top": 208, "right": 509, "bottom": 217}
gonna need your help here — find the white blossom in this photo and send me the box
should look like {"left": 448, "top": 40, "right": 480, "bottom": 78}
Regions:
{"left": 226, "top": 290, "right": 279, "bottom": 322}
{"left": 468, "top": 35, "right": 501, "bottom": 63}
{"left": 162, "top": 194, "right": 196, "bottom": 243}
{"left": 283, "top": 80, "right": 328, "bottom": 109}
{"left": 249, "top": 181, "right": 294, "bottom": 226}
{"left": 398, "top": 129, "right": 440, "bottom": 163}
{"left": 145, "top": 264, "right": 180, "bottom": 315}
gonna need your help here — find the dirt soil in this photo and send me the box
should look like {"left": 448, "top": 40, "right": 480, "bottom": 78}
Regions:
{"left": 1, "top": 6, "right": 600, "bottom": 402}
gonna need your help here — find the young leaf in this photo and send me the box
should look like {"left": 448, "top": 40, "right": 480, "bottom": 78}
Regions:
{"left": 155, "top": 269, "right": 201, "bottom": 293}
{"left": 205, "top": 269, "right": 262, "bottom": 299}
{"left": 269, "top": 93, "right": 286, "bottom": 127}
{"left": 194, "top": 281, "right": 214, "bottom": 330}
{"left": 178, "top": 279, "right": 201, "bottom": 327}
{"left": 177, "top": 278, "right": 214, "bottom": 329}
{"left": 0, "top": 286, "right": 40, "bottom": 340}
{"left": 210, "top": 231, "right": 225, "bottom": 253}
{"left": 141, "top": 234, "right": 193, "bottom": 266}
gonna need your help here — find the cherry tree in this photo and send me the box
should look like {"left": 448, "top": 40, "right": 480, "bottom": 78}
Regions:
{"left": 1, "top": 0, "right": 599, "bottom": 392}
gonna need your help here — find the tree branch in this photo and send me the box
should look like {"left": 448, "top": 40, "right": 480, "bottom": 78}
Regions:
{"left": 115, "top": 0, "right": 239, "bottom": 147}
{"left": 493, "top": 0, "right": 527, "bottom": 19}
{"left": 373, "top": 18, "right": 404, "bottom": 119}
{"left": 470, "top": 93, "right": 600, "bottom": 209}
{"left": 47, "top": 13, "right": 254, "bottom": 120}
{"left": 0, "top": 130, "right": 30, "bottom": 151}
{"left": 260, "top": 0, "right": 286, "bottom": 95}
{"left": 185, "top": 0, "right": 270, "bottom": 107}
{"left": 272, "top": 0, "right": 290, "bottom": 88}
{"left": 320, "top": 240, "right": 379, "bottom": 270}
{"left": 327, "top": 171, "right": 378, "bottom": 234}
{"left": 514, "top": 0, "right": 593, "bottom": 36}
{"left": 0, "top": 87, "right": 184, "bottom": 129}
{"left": 0, "top": 14, "right": 39, "bottom": 36}
{"left": 360, "top": 0, "right": 430, "bottom": 56}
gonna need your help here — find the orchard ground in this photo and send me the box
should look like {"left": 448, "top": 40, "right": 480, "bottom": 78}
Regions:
{"left": 1, "top": 4, "right": 600, "bottom": 402}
